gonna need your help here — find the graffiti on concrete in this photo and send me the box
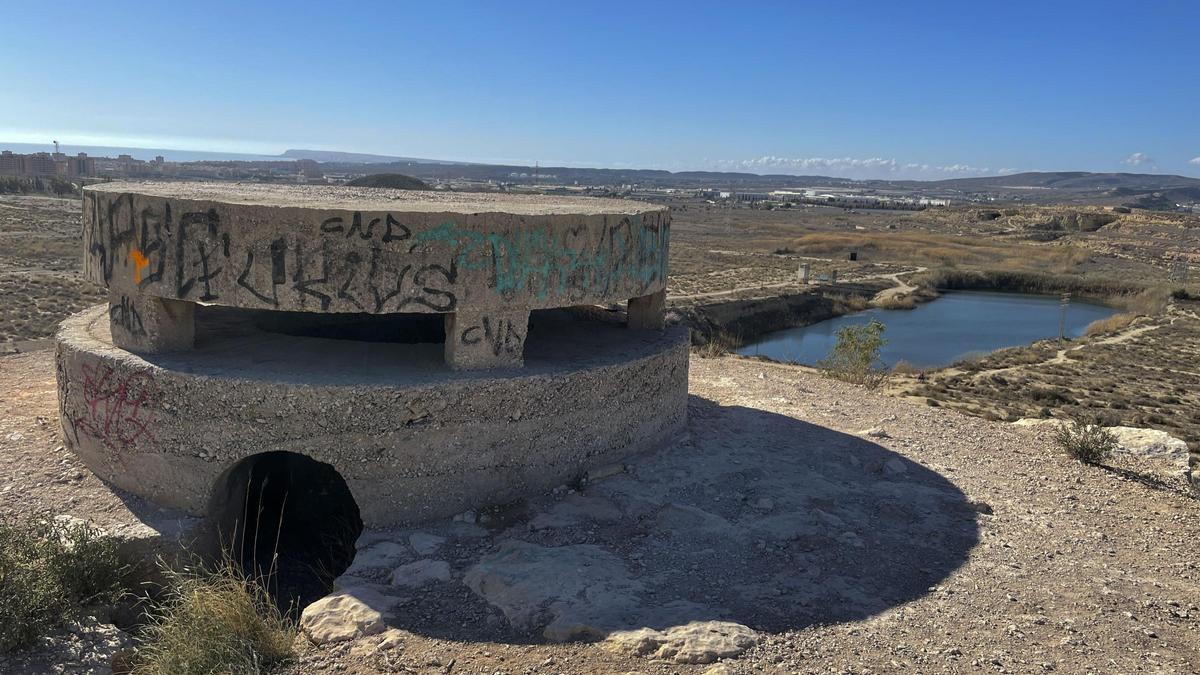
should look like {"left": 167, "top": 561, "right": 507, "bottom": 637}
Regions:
{"left": 460, "top": 315, "right": 525, "bottom": 357}
{"left": 71, "top": 363, "right": 157, "bottom": 450}
{"left": 85, "top": 194, "right": 666, "bottom": 313}
{"left": 108, "top": 295, "right": 146, "bottom": 337}
{"left": 410, "top": 216, "right": 667, "bottom": 300}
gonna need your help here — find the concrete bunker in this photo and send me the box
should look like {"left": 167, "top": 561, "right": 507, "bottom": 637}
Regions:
{"left": 56, "top": 182, "right": 689, "bottom": 527}
{"left": 208, "top": 451, "right": 363, "bottom": 609}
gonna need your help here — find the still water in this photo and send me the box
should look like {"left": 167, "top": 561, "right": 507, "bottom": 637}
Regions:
{"left": 737, "top": 291, "right": 1118, "bottom": 369}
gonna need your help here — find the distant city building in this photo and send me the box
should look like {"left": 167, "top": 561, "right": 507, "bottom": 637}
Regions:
{"left": 0, "top": 149, "right": 97, "bottom": 178}
{"left": 0, "top": 151, "right": 21, "bottom": 176}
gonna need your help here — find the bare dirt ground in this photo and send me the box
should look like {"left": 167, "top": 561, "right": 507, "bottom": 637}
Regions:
{"left": 3, "top": 350, "right": 1197, "bottom": 673}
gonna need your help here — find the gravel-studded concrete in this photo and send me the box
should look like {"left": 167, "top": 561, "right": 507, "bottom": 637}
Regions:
{"left": 56, "top": 304, "right": 688, "bottom": 526}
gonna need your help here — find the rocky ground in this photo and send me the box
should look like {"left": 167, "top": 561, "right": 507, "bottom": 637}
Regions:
{"left": 2, "top": 350, "right": 1197, "bottom": 673}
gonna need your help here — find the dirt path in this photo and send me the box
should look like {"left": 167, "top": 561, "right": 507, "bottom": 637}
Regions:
{"left": 870, "top": 266, "right": 928, "bottom": 304}
{"left": 4, "top": 349, "right": 1197, "bottom": 673}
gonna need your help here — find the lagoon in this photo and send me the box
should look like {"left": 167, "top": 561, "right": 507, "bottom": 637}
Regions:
{"left": 736, "top": 290, "right": 1118, "bottom": 369}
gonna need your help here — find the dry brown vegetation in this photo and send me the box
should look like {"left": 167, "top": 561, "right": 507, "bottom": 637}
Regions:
{"left": 0, "top": 195, "right": 103, "bottom": 345}
{"left": 893, "top": 301, "right": 1200, "bottom": 442}
{"left": 1085, "top": 312, "right": 1137, "bottom": 336}
{"left": 787, "top": 231, "right": 1090, "bottom": 273}
{"left": 132, "top": 564, "right": 295, "bottom": 675}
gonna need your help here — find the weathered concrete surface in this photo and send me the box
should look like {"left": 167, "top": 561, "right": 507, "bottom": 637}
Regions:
{"left": 56, "top": 304, "right": 688, "bottom": 526}
{"left": 106, "top": 290, "right": 194, "bottom": 353}
{"left": 82, "top": 181, "right": 670, "bottom": 318}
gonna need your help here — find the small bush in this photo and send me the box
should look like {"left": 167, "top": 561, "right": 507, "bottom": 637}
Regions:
{"left": 819, "top": 319, "right": 889, "bottom": 389}
{"left": 0, "top": 517, "right": 124, "bottom": 652}
{"left": 1054, "top": 417, "right": 1119, "bottom": 465}
{"left": 132, "top": 563, "right": 295, "bottom": 675}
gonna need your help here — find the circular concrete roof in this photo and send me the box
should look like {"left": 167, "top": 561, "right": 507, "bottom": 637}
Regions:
{"left": 82, "top": 180, "right": 672, "bottom": 316}
{"left": 86, "top": 181, "right": 664, "bottom": 216}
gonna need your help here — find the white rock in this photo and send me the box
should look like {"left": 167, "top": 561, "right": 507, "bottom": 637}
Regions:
{"left": 389, "top": 559, "right": 451, "bottom": 587}
{"left": 883, "top": 457, "right": 908, "bottom": 475}
{"left": 347, "top": 541, "right": 409, "bottom": 573}
{"left": 301, "top": 586, "right": 394, "bottom": 644}
{"left": 377, "top": 627, "right": 405, "bottom": 651}
{"left": 408, "top": 532, "right": 446, "bottom": 556}
{"left": 463, "top": 540, "right": 646, "bottom": 641}
{"left": 605, "top": 621, "right": 759, "bottom": 664}
{"left": 530, "top": 494, "right": 623, "bottom": 530}
{"left": 1107, "top": 426, "right": 1189, "bottom": 461}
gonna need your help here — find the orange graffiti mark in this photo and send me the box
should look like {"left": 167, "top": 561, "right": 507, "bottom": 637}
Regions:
{"left": 131, "top": 249, "right": 149, "bottom": 283}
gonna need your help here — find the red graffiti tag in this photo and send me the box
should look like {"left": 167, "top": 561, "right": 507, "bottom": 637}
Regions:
{"left": 73, "top": 364, "right": 158, "bottom": 449}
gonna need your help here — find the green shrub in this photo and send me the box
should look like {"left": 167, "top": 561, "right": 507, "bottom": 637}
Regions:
{"left": 132, "top": 563, "right": 295, "bottom": 675}
{"left": 819, "top": 319, "right": 889, "bottom": 388}
{"left": 1054, "top": 417, "right": 1119, "bottom": 465}
{"left": 0, "top": 517, "right": 124, "bottom": 652}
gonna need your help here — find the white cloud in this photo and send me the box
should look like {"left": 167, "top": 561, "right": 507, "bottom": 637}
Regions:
{"left": 705, "top": 156, "right": 1004, "bottom": 180}
{"left": 1189, "top": 156, "right": 1200, "bottom": 166}
{"left": 1122, "top": 152, "right": 1154, "bottom": 167}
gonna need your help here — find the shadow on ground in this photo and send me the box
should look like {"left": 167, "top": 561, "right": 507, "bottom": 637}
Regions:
{"left": 324, "top": 394, "right": 981, "bottom": 643}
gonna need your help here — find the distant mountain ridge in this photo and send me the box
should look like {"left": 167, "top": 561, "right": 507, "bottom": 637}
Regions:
{"left": 5, "top": 141, "right": 1198, "bottom": 196}
{"left": 282, "top": 149, "right": 467, "bottom": 165}
{"left": 907, "top": 171, "right": 1200, "bottom": 191}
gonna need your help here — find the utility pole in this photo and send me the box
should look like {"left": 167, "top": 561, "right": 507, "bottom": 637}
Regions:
{"left": 1059, "top": 292, "right": 1071, "bottom": 340}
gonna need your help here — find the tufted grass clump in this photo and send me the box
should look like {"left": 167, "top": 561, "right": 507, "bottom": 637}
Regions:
{"left": 1054, "top": 416, "right": 1119, "bottom": 465}
{"left": 0, "top": 517, "right": 124, "bottom": 652}
{"left": 131, "top": 562, "right": 295, "bottom": 675}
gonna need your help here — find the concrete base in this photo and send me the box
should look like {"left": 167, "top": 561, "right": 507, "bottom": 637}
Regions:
{"left": 56, "top": 305, "right": 688, "bottom": 527}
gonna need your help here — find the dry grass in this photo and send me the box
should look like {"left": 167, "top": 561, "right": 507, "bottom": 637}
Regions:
{"left": 788, "top": 231, "right": 1089, "bottom": 273}
{"left": 1085, "top": 313, "right": 1137, "bottom": 336}
{"left": 1117, "top": 286, "right": 1171, "bottom": 316}
{"left": 132, "top": 562, "right": 295, "bottom": 675}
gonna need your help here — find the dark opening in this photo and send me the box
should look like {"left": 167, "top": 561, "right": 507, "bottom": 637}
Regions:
{"left": 254, "top": 310, "right": 445, "bottom": 343}
{"left": 208, "top": 451, "right": 363, "bottom": 611}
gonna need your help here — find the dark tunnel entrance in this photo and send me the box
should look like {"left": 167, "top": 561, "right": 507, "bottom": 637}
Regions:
{"left": 208, "top": 451, "right": 363, "bottom": 612}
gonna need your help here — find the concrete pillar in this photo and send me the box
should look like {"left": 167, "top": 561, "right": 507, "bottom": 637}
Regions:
{"left": 444, "top": 308, "right": 530, "bottom": 370}
{"left": 798, "top": 263, "right": 811, "bottom": 284}
{"left": 107, "top": 292, "right": 194, "bottom": 354}
{"left": 627, "top": 289, "right": 666, "bottom": 330}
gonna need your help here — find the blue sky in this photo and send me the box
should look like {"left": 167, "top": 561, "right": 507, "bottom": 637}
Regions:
{"left": 1, "top": 1, "right": 1197, "bottom": 179}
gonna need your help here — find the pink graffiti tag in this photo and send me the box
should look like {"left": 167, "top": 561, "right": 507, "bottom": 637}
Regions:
{"left": 73, "top": 364, "right": 158, "bottom": 449}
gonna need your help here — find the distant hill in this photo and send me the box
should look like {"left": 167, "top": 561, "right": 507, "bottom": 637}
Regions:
{"left": 907, "top": 172, "right": 1200, "bottom": 192}
{"left": 346, "top": 173, "right": 431, "bottom": 190}
{"left": 282, "top": 149, "right": 465, "bottom": 165}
